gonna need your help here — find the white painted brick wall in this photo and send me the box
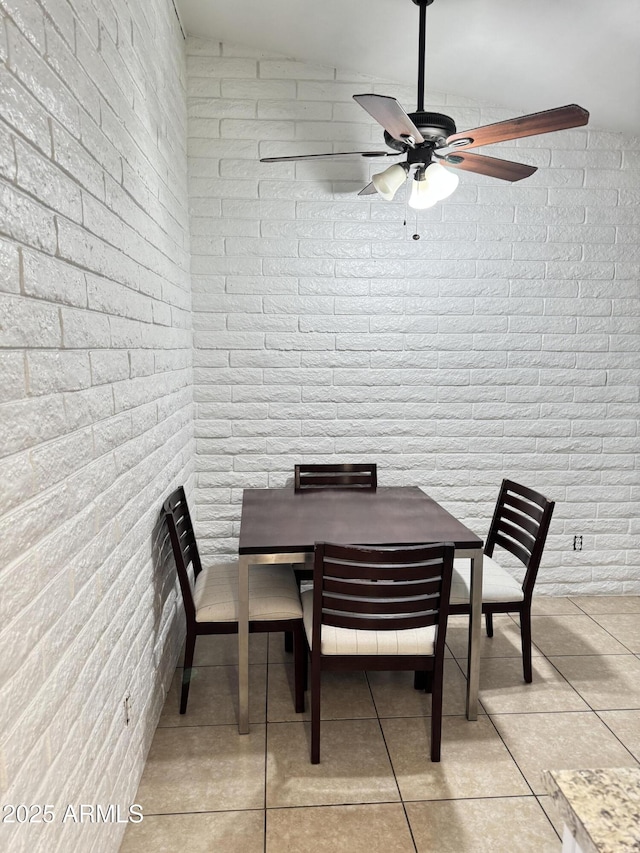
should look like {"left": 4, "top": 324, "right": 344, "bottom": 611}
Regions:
{"left": 187, "top": 38, "right": 640, "bottom": 596}
{"left": 0, "top": 2, "right": 191, "bottom": 852}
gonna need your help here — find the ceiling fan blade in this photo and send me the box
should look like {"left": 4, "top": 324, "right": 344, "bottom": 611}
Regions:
{"left": 353, "top": 94, "right": 425, "bottom": 144}
{"left": 358, "top": 182, "right": 379, "bottom": 196}
{"left": 439, "top": 151, "right": 537, "bottom": 182}
{"left": 260, "top": 150, "right": 395, "bottom": 163}
{"left": 445, "top": 104, "right": 589, "bottom": 151}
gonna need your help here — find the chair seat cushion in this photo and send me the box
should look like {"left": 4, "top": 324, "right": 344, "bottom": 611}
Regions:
{"left": 194, "top": 562, "right": 303, "bottom": 622}
{"left": 450, "top": 555, "right": 524, "bottom": 604}
{"left": 301, "top": 590, "right": 436, "bottom": 656}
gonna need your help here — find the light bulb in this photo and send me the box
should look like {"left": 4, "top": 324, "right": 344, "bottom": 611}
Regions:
{"left": 371, "top": 163, "right": 408, "bottom": 201}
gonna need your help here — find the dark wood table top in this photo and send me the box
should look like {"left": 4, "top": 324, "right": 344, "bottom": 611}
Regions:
{"left": 239, "top": 486, "right": 483, "bottom": 555}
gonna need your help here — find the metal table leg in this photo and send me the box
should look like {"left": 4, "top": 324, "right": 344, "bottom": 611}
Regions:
{"left": 237, "top": 551, "right": 308, "bottom": 734}
{"left": 466, "top": 549, "right": 483, "bottom": 720}
{"left": 238, "top": 554, "right": 250, "bottom": 734}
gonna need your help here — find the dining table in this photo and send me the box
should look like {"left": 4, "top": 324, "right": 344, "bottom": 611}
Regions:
{"left": 236, "top": 485, "right": 484, "bottom": 734}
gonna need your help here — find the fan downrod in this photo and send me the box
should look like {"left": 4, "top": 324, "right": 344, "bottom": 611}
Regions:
{"left": 411, "top": 0, "right": 437, "bottom": 112}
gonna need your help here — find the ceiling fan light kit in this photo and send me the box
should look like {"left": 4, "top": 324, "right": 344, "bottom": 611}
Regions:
{"left": 260, "top": 0, "right": 589, "bottom": 213}
{"left": 408, "top": 162, "right": 460, "bottom": 209}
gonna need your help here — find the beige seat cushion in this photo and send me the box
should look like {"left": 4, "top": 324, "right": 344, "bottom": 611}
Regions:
{"left": 194, "top": 562, "right": 303, "bottom": 622}
{"left": 301, "top": 590, "right": 436, "bottom": 656}
{"left": 450, "top": 555, "right": 524, "bottom": 605}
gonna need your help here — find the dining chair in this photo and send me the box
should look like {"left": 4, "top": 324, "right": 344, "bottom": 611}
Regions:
{"left": 303, "top": 541, "right": 454, "bottom": 764}
{"left": 284, "top": 462, "right": 379, "bottom": 657}
{"left": 162, "top": 486, "right": 306, "bottom": 715}
{"left": 448, "top": 478, "right": 555, "bottom": 683}
{"left": 294, "top": 462, "right": 377, "bottom": 491}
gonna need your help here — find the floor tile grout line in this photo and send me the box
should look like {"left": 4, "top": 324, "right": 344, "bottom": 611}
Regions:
{"left": 586, "top": 613, "right": 640, "bottom": 655}
{"left": 372, "top": 673, "right": 419, "bottom": 853}
{"left": 567, "top": 597, "right": 640, "bottom": 618}
{"left": 594, "top": 709, "right": 640, "bottom": 767}
{"left": 133, "top": 806, "right": 266, "bottom": 817}
{"left": 542, "top": 652, "right": 601, "bottom": 713}
{"left": 482, "top": 706, "right": 563, "bottom": 843}
{"left": 531, "top": 610, "right": 638, "bottom": 656}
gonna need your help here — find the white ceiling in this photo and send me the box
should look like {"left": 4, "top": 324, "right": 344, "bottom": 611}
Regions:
{"left": 175, "top": 0, "right": 640, "bottom": 137}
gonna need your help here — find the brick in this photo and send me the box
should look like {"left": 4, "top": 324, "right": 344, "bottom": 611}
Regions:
{"left": 0, "top": 394, "right": 67, "bottom": 454}
{"left": 88, "top": 349, "right": 130, "bottom": 385}
{"left": 0, "top": 236, "right": 20, "bottom": 294}
{"left": 60, "top": 306, "right": 111, "bottom": 348}
{"left": 189, "top": 96, "right": 255, "bottom": 119}
{"left": 22, "top": 249, "right": 88, "bottom": 307}
{"left": 1, "top": 66, "right": 49, "bottom": 153}
{"left": 188, "top": 56, "right": 257, "bottom": 78}
{"left": 27, "top": 350, "right": 91, "bottom": 394}
{"left": 0, "top": 350, "right": 26, "bottom": 401}
{"left": 189, "top": 176, "right": 259, "bottom": 199}
{"left": 0, "top": 183, "right": 57, "bottom": 253}
{"left": 4, "top": 0, "right": 46, "bottom": 52}
{"left": 0, "top": 119, "right": 16, "bottom": 181}
{"left": 222, "top": 78, "right": 295, "bottom": 100}
{"left": 57, "top": 219, "right": 137, "bottom": 285}
{"left": 0, "top": 292, "right": 62, "bottom": 346}
{"left": 259, "top": 99, "right": 333, "bottom": 121}
{"left": 259, "top": 59, "right": 333, "bottom": 80}
{"left": 15, "top": 137, "right": 83, "bottom": 221}
{"left": 79, "top": 112, "right": 123, "bottom": 183}
{"left": 52, "top": 123, "right": 105, "bottom": 200}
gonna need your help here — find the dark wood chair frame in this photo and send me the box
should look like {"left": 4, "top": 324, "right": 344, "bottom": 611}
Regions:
{"left": 163, "top": 486, "right": 306, "bottom": 715}
{"left": 308, "top": 541, "right": 454, "bottom": 764}
{"left": 449, "top": 478, "right": 555, "bottom": 683}
{"left": 294, "top": 463, "right": 377, "bottom": 492}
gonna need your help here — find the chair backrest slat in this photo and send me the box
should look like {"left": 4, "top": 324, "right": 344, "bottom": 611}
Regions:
{"left": 500, "top": 506, "right": 540, "bottom": 540}
{"left": 486, "top": 479, "right": 555, "bottom": 599}
{"left": 323, "top": 558, "right": 444, "bottom": 582}
{"left": 324, "top": 576, "right": 442, "bottom": 599}
{"left": 313, "top": 542, "right": 454, "bottom": 639}
{"left": 493, "top": 531, "right": 532, "bottom": 567}
{"left": 295, "top": 463, "right": 377, "bottom": 492}
{"left": 163, "top": 486, "right": 202, "bottom": 623}
{"left": 324, "top": 595, "right": 441, "bottom": 617}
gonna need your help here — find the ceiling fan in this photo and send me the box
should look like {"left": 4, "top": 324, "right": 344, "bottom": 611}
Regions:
{"left": 260, "top": 0, "right": 589, "bottom": 209}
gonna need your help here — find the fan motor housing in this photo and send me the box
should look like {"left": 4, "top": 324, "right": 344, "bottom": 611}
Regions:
{"left": 384, "top": 111, "right": 457, "bottom": 153}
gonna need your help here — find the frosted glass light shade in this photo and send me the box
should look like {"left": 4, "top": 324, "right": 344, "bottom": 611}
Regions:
{"left": 408, "top": 178, "right": 439, "bottom": 209}
{"left": 407, "top": 162, "right": 459, "bottom": 209}
{"left": 372, "top": 163, "right": 408, "bottom": 200}
{"left": 423, "top": 162, "right": 459, "bottom": 200}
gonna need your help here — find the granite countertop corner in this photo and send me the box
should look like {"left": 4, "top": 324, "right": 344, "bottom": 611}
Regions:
{"left": 544, "top": 767, "right": 640, "bottom": 853}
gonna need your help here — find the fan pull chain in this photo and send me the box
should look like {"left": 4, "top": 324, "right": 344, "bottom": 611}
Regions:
{"left": 402, "top": 196, "right": 421, "bottom": 240}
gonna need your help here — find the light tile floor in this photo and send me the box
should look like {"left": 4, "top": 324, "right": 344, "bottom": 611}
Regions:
{"left": 120, "top": 596, "right": 640, "bottom": 852}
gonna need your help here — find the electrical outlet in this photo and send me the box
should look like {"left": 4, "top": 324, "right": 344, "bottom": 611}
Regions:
{"left": 573, "top": 535, "right": 583, "bottom": 551}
